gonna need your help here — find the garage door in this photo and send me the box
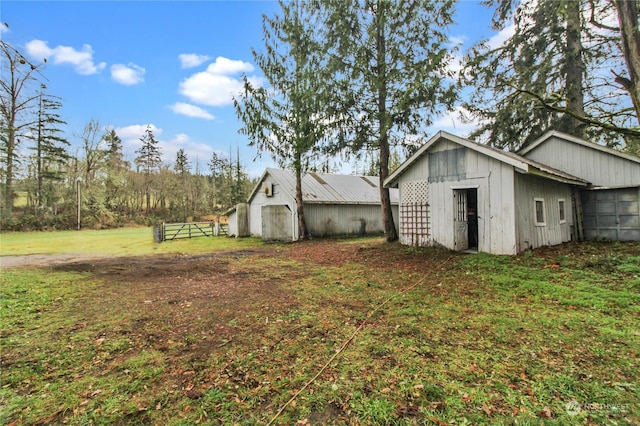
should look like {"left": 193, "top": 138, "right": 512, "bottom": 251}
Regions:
{"left": 582, "top": 187, "right": 640, "bottom": 241}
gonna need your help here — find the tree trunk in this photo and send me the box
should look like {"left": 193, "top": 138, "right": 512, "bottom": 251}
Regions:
{"left": 615, "top": 0, "right": 640, "bottom": 126}
{"left": 295, "top": 160, "right": 308, "bottom": 240}
{"left": 376, "top": 0, "right": 398, "bottom": 242}
{"left": 564, "top": 0, "right": 586, "bottom": 137}
{"left": 379, "top": 136, "right": 397, "bottom": 242}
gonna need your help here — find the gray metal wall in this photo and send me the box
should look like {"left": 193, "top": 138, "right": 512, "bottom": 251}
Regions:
{"left": 304, "top": 204, "right": 398, "bottom": 237}
{"left": 582, "top": 187, "right": 640, "bottom": 241}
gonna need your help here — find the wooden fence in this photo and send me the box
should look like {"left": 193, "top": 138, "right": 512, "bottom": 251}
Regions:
{"left": 154, "top": 221, "right": 228, "bottom": 242}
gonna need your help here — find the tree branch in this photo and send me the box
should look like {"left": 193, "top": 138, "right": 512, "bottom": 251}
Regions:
{"left": 517, "top": 88, "right": 640, "bottom": 138}
{"left": 588, "top": 0, "right": 620, "bottom": 32}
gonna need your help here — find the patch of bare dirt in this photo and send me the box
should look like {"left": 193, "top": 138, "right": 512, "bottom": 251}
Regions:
{"left": 0, "top": 253, "right": 108, "bottom": 269}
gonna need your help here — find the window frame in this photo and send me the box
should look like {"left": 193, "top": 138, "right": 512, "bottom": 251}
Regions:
{"left": 534, "top": 198, "right": 546, "bottom": 226}
{"left": 558, "top": 199, "right": 566, "bottom": 224}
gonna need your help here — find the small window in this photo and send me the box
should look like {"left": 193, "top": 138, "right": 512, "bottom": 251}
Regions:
{"left": 534, "top": 198, "right": 545, "bottom": 226}
{"left": 558, "top": 199, "right": 566, "bottom": 224}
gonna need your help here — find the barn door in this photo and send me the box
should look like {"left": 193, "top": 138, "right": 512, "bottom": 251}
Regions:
{"left": 261, "top": 205, "right": 293, "bottom": 241}
{"left": 454, "top": 190, "right": 468, "bottom": 250}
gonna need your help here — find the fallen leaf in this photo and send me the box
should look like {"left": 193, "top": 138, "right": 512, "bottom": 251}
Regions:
{"left": 539, "top": 406, "right": 552, "bottom": 418}
{"left": 428, "top": 415, "right": 447, "bottom": 426}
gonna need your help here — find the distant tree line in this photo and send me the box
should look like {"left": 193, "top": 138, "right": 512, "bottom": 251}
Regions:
{"left": 1, "top": 38, "right": 253, "bottom": 231}
{"left": 3, "top": 0, "right": 639, "bottom": 234}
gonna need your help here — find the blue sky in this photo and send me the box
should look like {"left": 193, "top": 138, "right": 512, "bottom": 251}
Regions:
{"left": 2, "top": 0, "right": 507, "bottom": 178}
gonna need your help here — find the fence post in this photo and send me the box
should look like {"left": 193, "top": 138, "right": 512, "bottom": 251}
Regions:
{"left": 153, "top": 223, "right": 163, "bottom": 243}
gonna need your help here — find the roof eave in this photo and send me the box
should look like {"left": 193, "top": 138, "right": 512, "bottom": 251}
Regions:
{"left": 525, "top": 166, "right": 589, "bottom": 186}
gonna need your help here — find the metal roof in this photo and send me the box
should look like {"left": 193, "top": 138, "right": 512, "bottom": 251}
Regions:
{"left": 249, "top": 168, "right": 399, "bottom": 205}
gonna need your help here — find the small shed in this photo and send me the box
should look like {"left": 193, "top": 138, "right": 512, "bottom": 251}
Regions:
{"left": 519, "top": 131, "right": 640, "bottom": 241}
{"left": 384, "top": 131, "right": 588, "bottom": 255}
{"left": 229, "top": 168, "right": 399, "bottom": 241}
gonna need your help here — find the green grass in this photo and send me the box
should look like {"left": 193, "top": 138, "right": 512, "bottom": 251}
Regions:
{"left": 1, "top": 235, "right": 638, "bottom": 425}
{"left": 0, "top": 227, "right": 263, "bottom": 257}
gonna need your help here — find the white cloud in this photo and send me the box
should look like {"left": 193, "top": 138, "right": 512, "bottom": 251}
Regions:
{"left": 163, "top": 133, "right": 215, "bottom": 166}
{"left": 171, "top": 102, "right": 216, "bottom": 120}
{"left": 487, "top": 24, "right": 515, "bottom": 50}
{"left": 206, "top": 56, "right": 254, "bottom": 74}
{"left": 178, "top": 56, "right": 261, "bottom": 107}
{"left": 115, "top": 124, "right": 163, "bottom": 145}
{"left": 430, "top": 106, "right": 486, "bottom": 135}
{"left": 111, "top": 63, "right": 146, "bottom": 85}
{"left": 179, "top": 53, "right": 211, "bottom": 69}
{"left": 114, "top": 124, "right": 218, "bottom": 168}
{"left": 25, "top": 39, "right": 106, "bottom": 75}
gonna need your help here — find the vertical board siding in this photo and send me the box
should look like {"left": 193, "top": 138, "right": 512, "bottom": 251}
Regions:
{"left": 249, "top": 176, "right": 296, "bottom": 239}
{"left": 524, "top": 136, "right": 640, "bottom": 187}
{"left": 227, "top": 211, "right": 237, "bottom": 237}
{"left": 261, "top": 205, "right": 294, "bottom": 241}
{"left": 396, "top": 141, "right": 518, "bottom": 254}
{"left": 514, "top": 173, "right": 574, "bottom": 251}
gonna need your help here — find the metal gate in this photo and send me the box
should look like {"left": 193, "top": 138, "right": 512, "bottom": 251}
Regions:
{"left": 154, "top": 221, "right": 228, "bottom": 242}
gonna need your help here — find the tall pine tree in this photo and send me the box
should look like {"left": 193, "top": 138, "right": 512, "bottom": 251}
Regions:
{"left": 235, "top": 0, "right": 330, "bottom": 240}
{"left": 134, "top": 125, "right": 162, "bottom": 215}
{"left": 322, "top": 0, "right": 458, "bottom": 241}
{"left": 29, "top": 84, "right": 69, "bottom": 209}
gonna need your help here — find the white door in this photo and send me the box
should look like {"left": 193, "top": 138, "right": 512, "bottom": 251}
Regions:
{"left": 454, "top": 190, "right": 468, "bottom": 250}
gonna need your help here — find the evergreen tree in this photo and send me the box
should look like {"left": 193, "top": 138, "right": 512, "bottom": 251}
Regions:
{"left": 174, "top": 148, "right": 191, "bottom": 220}
{"left": 462, "top": 0, "right": 640, "bottom": 151}
{"left": 134, "top": 125, "right": 162, "bottom": 215}
{"left": 28, "top": 84, "right": 69, "bottom": 209}
{"left": 208, "top": 151, "right": 228, "bottom": 213}
{"left": 102, "top": 128, "right": 128, "bottom": 216}
{"left": 322, "top": 0, "right": 458, "bottom": 241}
{"left": 235, "top": 0, "right": 330, "bottom": 240}
{"left": 104, "top": 128, "right": 124, "bottom": 168}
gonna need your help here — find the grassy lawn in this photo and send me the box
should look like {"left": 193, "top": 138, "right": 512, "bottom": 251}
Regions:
{"left": 0, "top": 227, "right": 263, "bottom": 257}
{"left": 0, "top": 231, "right": 638, "bottom": 425}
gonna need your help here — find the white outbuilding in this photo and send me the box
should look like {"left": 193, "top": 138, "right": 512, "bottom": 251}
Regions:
{"left": 227, "top": 168, "right": 399, "bottom": 241}
{"left": 384, "top": 131, "right": 590, "bottom": 254}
